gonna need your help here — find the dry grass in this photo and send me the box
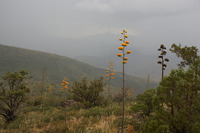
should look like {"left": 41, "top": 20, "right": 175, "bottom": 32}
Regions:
{"left": 0, "top": 102, "right": 139, "bottom": 133}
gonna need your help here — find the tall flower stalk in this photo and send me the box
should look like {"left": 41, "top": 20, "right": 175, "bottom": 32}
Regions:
{"left": 105, "top": 60, "right": 115, "bottom": 98}
{"left": 157, "top": 44, "right": 169, "bottom": 80}
{"left": 117, "top": 29, "right": 132, "bottom": 133}
{"left": 61, "top": 78, "right": 69, "bottom": 126}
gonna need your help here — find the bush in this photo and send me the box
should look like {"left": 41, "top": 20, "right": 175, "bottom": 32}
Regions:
{"left": 104, "top": 107, "right": 114, "bottom": 116}
{"left": 71, "top": 77, "right": 106, "bottom": 108}
{"left": 112, "top": 106, "right": 123, "bottom": 116}
{"left": 6, "top": 116, "right": 25, "bottom": 129}
{"left": 43, "top": 116, "right": 51, "bottom": 123}
{"left": 83, "top": 107, "right": 104, "bottom": 118}
{"left": 52, "top": 112, "right": 65, "bottom": 121}
{"left": 44, "top": 96, "right": 65, "bottom": 107}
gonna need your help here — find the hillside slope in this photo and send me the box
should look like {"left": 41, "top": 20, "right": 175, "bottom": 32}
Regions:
{"left": 0, "top": 44, "right": 158, "bottom": 94}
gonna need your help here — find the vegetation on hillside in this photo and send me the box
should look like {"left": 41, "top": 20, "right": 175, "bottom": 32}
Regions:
{"left": 132, "top": 44, "right": 200, "bottom": 133}
{"left": 0, "top": 70, "right": 30, "bottom": 123}
{"left": 0, "top": 42, "right": 199, "bottom": 133}
{"left": 71, "top": 77, "right": 106, "bottom": 108}
{"left": 0, "top": 44, "right": 157, "bottom": 96}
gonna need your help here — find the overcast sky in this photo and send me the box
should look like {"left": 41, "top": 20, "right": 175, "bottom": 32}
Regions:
{"left": 0, "top": 0, "right": 200, "bottom": 57}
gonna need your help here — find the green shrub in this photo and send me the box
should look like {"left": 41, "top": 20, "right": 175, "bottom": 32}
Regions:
{"left": 104, "top": 107, "right": 114, "bottom": 116}
{"left": 83, "top": 107, "right": 104, "bottom": 118}
{"left": 7, "top": 116, "right": 25, "bottom": 129}
{"left": 53, "top": 112, "right": 65, "bottom": 121}
{"left": 43, "top": 116, "right": 51, "bottom": 123}
{"left": 44, "top": 96, "right": 65, "bottom": 107}
{"left": 25, "top": 106, "right": 53, "bottom": 112}
{"left": 32, "top": 96, "right": 42, "bottom": 106}
{"left": 112, "top": 106, "right": 122, "bottom": 116}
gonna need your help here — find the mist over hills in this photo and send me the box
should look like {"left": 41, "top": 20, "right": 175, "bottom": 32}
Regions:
{"left": 1, "top": 31, "right": 185, "bottom": 81}
{"left": 47, "top": 33, "right": 186, "bottom": 81}
{"left": 2, "top": 32, "right": 182, "bottom": 81}
{"left": 0, "top": 44, "right": 158, "bottom": 95}
{"left": 74, "top": 39, "right": 180, "bottom": 81}
{"left": 75, "top": 53, "right": 179, "bottom": 81}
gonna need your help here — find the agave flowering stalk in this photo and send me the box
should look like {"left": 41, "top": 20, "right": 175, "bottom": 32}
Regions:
{"left": 49, "top": 85, "right": 52, "bottom": 93}
{"left": 117, "top": 29, "right": 132, "bottom": 133}
{"left": 60, "top": 78, "right": 69, "bottom": 126}
{"left": 157, "top": 44, "right": 169, "bottom": 80}
{"left": 105, "top": 60, "right": 115, "bottom": 98}
{"left": 61, "top": 78, "right": 69, "bottom": 91}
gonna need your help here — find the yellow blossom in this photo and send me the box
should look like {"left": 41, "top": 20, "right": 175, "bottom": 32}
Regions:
{"left": 122, "top": 61, "right": 127, "bottom": 64}
{"left": 124, "top": 35, "right": 128, "bottom": 38}
{"left": 124, "top": 57, "right": 128, "bottom": 60}
{"left": 49, "top": 87, "right": 52, "bottom": 92}
{"left": 122, "top": 43, "right": 127, "bottom": 46}
{"left": 125, "top": 41, "right": 130, "bottom": 44}
{"left": 126, "top": 50, "right": 132, "bottom": 54}
{"left": 117, "top": 53, "right": 122, "bottom": 57}
{"left": 118, "top": 47, "right": 124, "bottom": 50}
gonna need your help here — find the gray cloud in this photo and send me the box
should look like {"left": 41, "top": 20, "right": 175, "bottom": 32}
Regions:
{"left": 0, "top": 0, "right": 200, "bottom": 58}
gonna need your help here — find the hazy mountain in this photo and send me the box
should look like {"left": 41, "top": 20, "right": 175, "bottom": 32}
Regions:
{"left": 0, "top": 44, "right": 158, "bottom": 95}
{"left": 37, "top": 32, "right": 180, "bottom": 81}
{"left": 1, "top": 31, "right": 181, "bottom": 81}
{"left": 75, "top": 47, "right": 180, "bottom": 81}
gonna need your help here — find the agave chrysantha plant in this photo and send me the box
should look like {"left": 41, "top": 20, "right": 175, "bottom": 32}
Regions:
{"left": 117, "top": 29, "right": 132, "bottom": 133}
{"left": 105, "top": 60, "right": 115, "bottom": 98}
{"left": 60, "top": 78, "right": 69, "bottom": 126}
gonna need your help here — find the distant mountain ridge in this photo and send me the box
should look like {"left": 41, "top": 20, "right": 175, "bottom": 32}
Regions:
{"left": 0, "top": 44, "right": 158, "bottom": 95}
{"left": 75, "top": 50, "right": 180, "bottom": 81}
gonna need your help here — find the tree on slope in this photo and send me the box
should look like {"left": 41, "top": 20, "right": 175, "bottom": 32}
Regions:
{"left": 141, "top": 44, "right": 200, "bottom": 133}
{"left": 0, "top": 70, "right": 30, "bottom": 123}
{"left": 170, "top": 43, "right": 199, "bottom": 67}
{"left": 142, "top": 67, "right": 200, "bottom": 133}
{"left": 71, "top": 77, "right": 106, "bottom": 108}
{"left": 131, "top": 88, "right": 156, "bottom": 118}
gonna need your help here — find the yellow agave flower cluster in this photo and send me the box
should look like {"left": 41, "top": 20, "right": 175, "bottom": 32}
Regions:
{"left": 127, "top": 88, "right": 135, "bottom": 97}
{"left": 117, "top": 29, "right": 132, "bottom": 64}
{"left": 61, "top": 78, "right": 69, "bottom": 92}
{"left": 105, "top": 61, "right": 115, "bottom": 80}
{"left": 49, "top": 85, "right": 52, "bottom": 93}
